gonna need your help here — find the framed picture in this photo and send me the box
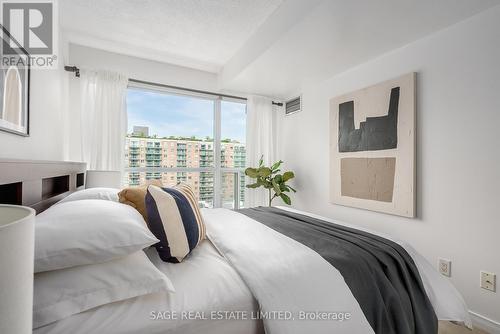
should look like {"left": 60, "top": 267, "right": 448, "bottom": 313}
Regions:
{"left": 329, "top": 73, "right": 416, "bottom": 217}
{"left": 0, "top": 25, "right": 30, "bottom": 136}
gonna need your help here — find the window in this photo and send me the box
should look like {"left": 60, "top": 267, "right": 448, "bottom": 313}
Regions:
{"left": 123, "top": 84, "right": 246, "bottom": 208}
{"left": 220, "top": 100, "right": 247, "bottom": 208}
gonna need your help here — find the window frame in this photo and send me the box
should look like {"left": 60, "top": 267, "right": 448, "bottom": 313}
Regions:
{"left": 125, "top": 81, "right": 246, "bottom": 209}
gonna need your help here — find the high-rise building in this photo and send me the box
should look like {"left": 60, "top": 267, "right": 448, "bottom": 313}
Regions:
{"left": 124, "top": 131, "right": 246, "bottom": 208}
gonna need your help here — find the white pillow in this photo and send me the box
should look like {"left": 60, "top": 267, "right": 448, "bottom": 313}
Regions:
{"left": 33, "top": 251, "right": 175, "bottom": 328}
{"left": 57, "top": 188, "right": 120, "bottom": 204}
{"left": 35, "top": 200, "right": 159, "bottom": 272}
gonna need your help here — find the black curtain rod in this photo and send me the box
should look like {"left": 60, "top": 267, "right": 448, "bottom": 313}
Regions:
{"left": 64, "top": 65, "right": 80, "bottom": 77}
{"left": 64, "top": 65, "right": 247, "bottom": 101}
{"left": 64, "top": 65, "right": 283, "bottom": 105}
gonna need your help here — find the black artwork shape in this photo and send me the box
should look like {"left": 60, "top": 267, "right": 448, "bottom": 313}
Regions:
{"left": 338, "top": 87, "right": 400, "bottom": 152}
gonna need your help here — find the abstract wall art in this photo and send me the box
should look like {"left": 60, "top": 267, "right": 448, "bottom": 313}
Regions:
{"left": 330, "top": 73, "right": 416, "bottom": 217}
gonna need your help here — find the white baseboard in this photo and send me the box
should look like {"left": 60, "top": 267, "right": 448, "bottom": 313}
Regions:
{"left": 470, "top": 311, "right": 500, "bottom": 334}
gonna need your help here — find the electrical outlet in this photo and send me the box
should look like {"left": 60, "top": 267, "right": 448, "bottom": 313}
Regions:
{"left": 438, "top": 258, "right": 451, "bottom": 277}
{"left": 480, "top": 271, "right": 496, "bottom": 292}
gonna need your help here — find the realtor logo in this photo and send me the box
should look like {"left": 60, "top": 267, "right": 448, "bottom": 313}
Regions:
{"left": 1, "top": 0, "right": 57, "bottom": 69}
{"left": 2, "top": 1, "right": 53, "bottom": 54}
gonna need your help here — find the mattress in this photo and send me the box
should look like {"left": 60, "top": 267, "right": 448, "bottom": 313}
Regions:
{"left": 34, "top": 240, "right": 264, "bottom": 334}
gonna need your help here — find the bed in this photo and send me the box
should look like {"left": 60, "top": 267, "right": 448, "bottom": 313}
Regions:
{"left": 0, "top": 160, "right": 471, "bottom": 334}
{"left": 34, "top": 206, "right": 471, "bottom": 334}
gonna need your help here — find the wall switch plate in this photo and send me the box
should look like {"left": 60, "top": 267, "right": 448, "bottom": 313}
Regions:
{"left": 480, "top": 271, "right": 496, "bottom": 292}
{"left": 438, "top": 258, "right": 452, "bottom": 277}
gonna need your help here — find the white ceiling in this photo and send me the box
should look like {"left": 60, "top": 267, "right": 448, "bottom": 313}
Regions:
{"left": 61, "top": 0, "right": 283, "bottom": 72}
{"left": 61, "top": 0, "right": 499, "bottom": 98}
{"left": 220, "top": 0, "right": 500, "bottom": 98}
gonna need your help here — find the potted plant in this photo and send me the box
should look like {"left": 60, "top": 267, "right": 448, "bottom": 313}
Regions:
{"left": 245, "top": 156, "right": 296, "bottom": 206}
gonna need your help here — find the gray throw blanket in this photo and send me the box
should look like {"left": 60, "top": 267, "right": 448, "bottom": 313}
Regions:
{"left": 237, "top": 207, "right": 437, "bottom": 334}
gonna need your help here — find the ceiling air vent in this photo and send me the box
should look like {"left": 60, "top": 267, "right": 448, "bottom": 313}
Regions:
{"left": 285, "top": 96, "right": 301, "bottom": 115}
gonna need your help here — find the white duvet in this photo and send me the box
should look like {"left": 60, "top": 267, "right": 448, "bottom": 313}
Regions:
{"left": 204, "top": 208, "right": 374, "bottom": 334}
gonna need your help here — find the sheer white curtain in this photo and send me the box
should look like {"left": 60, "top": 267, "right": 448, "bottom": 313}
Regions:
{"left": 245, "top": 95, "right": 278, "bottom": 207}
{"left": 79, "top": 70, "right": 128, "bottom": 171}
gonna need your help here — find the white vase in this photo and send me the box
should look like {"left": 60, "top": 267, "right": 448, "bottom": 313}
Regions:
{"left": 0, "top": 205, "right": 35, "bottom": 334}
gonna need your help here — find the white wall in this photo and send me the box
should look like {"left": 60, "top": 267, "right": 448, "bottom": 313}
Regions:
{"left": 278, "top": 6, "right": 500, "bottom": 326}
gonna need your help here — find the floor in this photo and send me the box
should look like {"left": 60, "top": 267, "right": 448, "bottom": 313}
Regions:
{"left": 439, "top": 321, "right": 488, "bottom": 334}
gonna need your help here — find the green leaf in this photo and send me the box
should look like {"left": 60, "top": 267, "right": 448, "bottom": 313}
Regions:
{"left": 258, "top": 167, "right": 272, "bottom": 177}
{"left": 246, "top": 182, "right": 261, "bottom": 189}
{"left": 245, "top": 168, "right": 258, "bottom": 178}
{"left": 280, "top": 193, "right": 291, "bottom": 205}
{"left": 282, "top": 171, "right": 295, "bottom": 182}
{"left": 274, "top": 174, "right": 283, "bottom": 183}
{"left": 271, "top": 160, "right": 283, "bottom": 171}
{"left": 287, "top": 185, "right": 297, "bottom": 193}
{"left": 258, "top": 155, "right": 264, "bottom": 167}
{"left": 272, "top": 179, "right": 282, "bottom": 195}
{"left": 263, "top": 179, "right": 273, "bottom": 188}
{"left": 271, "top": 169, "right": 281, "bottom": 174}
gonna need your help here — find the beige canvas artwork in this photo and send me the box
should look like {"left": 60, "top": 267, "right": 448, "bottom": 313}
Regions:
{"left": 330, "top": 73, "right": 416, "bottom": 217}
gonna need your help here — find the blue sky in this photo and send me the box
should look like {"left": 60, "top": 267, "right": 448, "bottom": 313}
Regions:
{"left": 127, "top": 88, "right": 246, "bottom": 143}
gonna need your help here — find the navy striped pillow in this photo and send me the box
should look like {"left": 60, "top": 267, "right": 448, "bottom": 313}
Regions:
{"left": 145, "top": 184, "right": 205, "bottom": 263}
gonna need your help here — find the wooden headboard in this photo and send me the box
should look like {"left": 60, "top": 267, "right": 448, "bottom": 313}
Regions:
{"left": 0, "top": 159, "right": 86, "bottom": 213}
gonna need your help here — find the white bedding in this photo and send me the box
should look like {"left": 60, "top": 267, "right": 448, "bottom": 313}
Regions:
{"left": 34, "top": 240, "right": 263, "bottom": 334}
{"left": 204, "top": 208, "right": 374, "bottom": 334}
{"left": 35, "top": 206, "right": 471, "bottom": 334}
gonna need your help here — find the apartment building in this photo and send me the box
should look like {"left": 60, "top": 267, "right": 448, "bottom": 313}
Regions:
{"left": 124, "top": 133, "right": 246, "bottom": 208}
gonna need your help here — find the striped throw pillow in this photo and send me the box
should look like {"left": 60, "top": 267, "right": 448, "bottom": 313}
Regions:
{"left": 145, "top": 184, "right": 206, "bottom": 263}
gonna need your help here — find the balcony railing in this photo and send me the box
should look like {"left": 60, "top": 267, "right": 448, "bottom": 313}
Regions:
{"left": 124, "top": 167, "right": 245, "bottom": 209}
